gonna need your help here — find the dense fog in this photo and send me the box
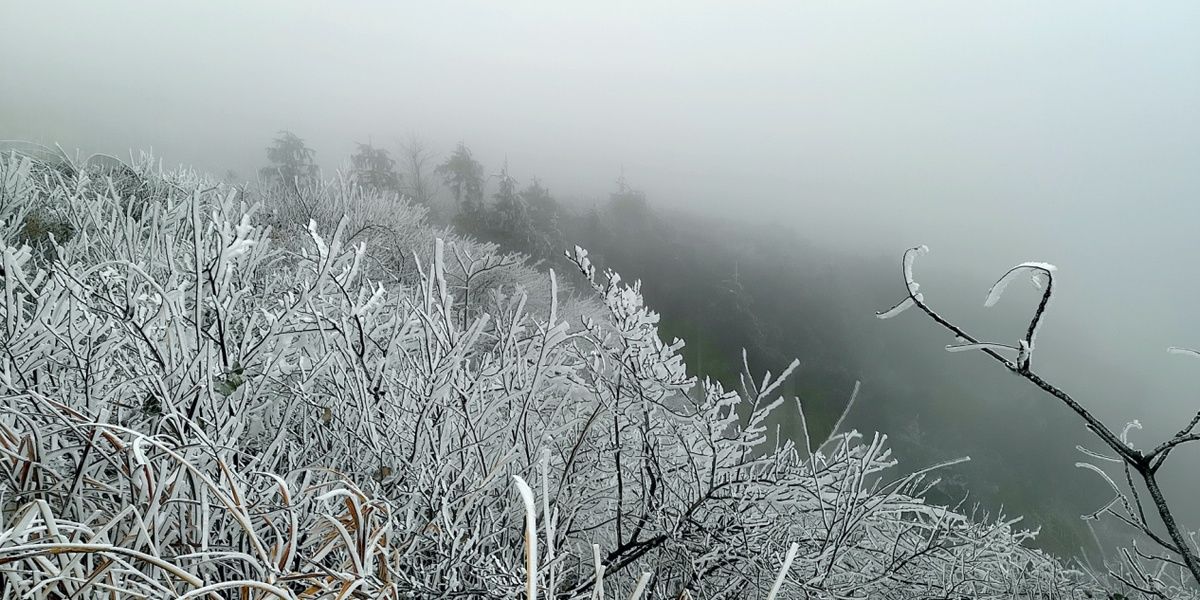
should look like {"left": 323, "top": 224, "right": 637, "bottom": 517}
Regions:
{"left": 3, "top": 0, "right": 1199, "bottom": 565}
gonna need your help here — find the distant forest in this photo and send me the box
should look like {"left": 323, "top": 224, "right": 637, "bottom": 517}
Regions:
{"left": 257, "top": 131, "right": 1110, "bottom": 558}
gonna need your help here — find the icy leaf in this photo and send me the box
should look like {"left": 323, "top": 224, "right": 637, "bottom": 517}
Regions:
{"left": 945, "top": 342, "right": 1018, "bottom": 353}
{"left": 985, "top": 262, "right": 1057, "bottom": 308}
{"left": 876, "top": 297, "right": 915, "bottom": 319}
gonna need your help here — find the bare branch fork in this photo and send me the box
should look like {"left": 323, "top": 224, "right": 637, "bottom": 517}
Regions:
{"left": 877, "top": 245, "right": 1200, "bottom": 588}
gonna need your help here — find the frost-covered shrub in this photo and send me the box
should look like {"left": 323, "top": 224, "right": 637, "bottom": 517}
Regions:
{"left": 255, "top": 170, "right": 574, "bottom": 331}
{"left": 0, "top": 152, "right": 1099, "bottom": 598}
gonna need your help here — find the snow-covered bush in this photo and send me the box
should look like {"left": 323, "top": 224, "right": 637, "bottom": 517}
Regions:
{"left": 0, "top": 150, "right": 1098, "bottom": 598}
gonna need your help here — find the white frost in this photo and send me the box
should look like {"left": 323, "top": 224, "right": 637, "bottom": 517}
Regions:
{"left": 903, "top": 245, "right": 930, "bottom": 287}
{"left": 984, "top": 262, "right": 1057, "bottom": 308}
{"left": 945, "top": 341, "right": 1018, "bottom": 354}
{"left": 876, "top": 297, "right": 915, "bottom": 320}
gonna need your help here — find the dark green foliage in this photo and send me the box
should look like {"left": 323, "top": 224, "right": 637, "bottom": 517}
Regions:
{"left": 141, "top": 394, "right": 162, "bottom": 417}
{"left": 213, "top": 362, "right": 247, "bottom": 397}
{"left": 18, "top": 212, "right": 74, "bottom": 262}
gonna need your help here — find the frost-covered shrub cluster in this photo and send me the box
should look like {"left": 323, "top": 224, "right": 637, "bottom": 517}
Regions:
{"left": 0, "top": 151, "right": 1099, "bottom": 598}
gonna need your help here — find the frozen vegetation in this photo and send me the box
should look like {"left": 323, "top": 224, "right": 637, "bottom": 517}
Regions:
{"left": 0, "top": 148, "right": 1193, "bottom": 598}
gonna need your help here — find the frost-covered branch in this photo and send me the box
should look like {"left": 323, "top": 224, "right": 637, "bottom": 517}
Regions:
{"left": 878, "top": 245, "right": 1200, "bottom": 595}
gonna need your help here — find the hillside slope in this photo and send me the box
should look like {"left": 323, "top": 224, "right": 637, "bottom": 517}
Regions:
{"left": 0, "top": 150, "right": 1113, "bottom": 598}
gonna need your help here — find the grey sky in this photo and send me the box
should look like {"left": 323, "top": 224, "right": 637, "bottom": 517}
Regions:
{"left": 3, "top": 1, "right": 1199, "bottom": 433}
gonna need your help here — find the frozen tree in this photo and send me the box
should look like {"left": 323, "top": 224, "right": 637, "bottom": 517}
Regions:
{"left": 398, "top": 135, "right": 439, "bottom": 207}
{"left": 491, "top": 160, "right": 526, "bottom": 235}
{"left": 436, "top": 141, "right": 485, "bottom": 228}
{"left": 607, "top": 173, "right": 649, "bottom": 226}
{"left": 878, "top": 245, "right": 1200, "bottom": 599}
{"left": 349, "top": 142, "right": 402, "bottom": 195}
{"left": 260, "top": 130, "right": 320, "bottom": 191}
{"left": 519, "top": 178, "right": 563, "bottom": 259}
